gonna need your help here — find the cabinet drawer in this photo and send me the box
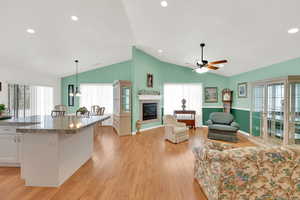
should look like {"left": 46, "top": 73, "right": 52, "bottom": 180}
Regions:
{"left": 0, "top": 127, "right": 17, "bottom": 134}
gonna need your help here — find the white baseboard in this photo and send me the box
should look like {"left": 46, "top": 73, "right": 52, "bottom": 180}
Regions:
{"left": 132, "top": 125, "right": 164, "bottom": 135}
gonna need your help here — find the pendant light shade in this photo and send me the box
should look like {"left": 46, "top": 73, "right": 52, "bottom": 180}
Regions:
{"left": 69, "top": 60, "right": 81, "bottom": 97}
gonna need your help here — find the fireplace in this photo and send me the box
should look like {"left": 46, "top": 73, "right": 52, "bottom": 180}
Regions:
{"left": 139, "top": 100, "right": 160, "bottom": 123}
{"left": 143, "top": 103, "right": 157, "bottom": 121}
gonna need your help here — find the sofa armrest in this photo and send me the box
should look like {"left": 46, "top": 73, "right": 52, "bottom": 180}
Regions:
{"left": 206, "top": 140, "right": 234, "bottom": 151}
{"left": 193, "top": 141, "right": 234, "bottom": 161}
{"left": 206, "top": 119, "right": 213, "bottom": 125}
{"left": 230, "top": 121, "right": 240, "bottom": 129}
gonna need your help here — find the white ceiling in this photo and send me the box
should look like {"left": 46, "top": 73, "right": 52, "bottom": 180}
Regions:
{"left": 1, "top": 0, "right": 300, "bottom": 77}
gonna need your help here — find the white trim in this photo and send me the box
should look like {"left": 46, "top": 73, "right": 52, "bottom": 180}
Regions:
{"left": 138, "top": 95, "right": 161, "bottom": 100}
{"left": 131, "top": 125, "right": 163, "bottom": 135}
{"left": 232, "top": 107, "right": 250, "bottom": 111}
{"left": 80, "top": 83, "right": 113, "bottom": 86}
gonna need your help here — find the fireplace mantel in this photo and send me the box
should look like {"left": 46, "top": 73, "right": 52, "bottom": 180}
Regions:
{"left": 138, "top": 95, "right": 161, "bottom": 101}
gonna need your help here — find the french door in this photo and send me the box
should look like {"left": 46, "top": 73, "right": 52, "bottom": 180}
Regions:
{"left": 288, "top": 82, "right": 300, "bottom": 144}
{"left": 251, "top": 81, "right": 287, "bottom": 145}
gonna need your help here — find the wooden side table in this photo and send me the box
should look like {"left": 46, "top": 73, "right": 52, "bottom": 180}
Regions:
{"left": 174, "top": 110, "right": 196, "bottom": 129}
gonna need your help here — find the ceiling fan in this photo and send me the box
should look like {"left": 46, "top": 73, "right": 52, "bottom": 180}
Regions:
{"left": 186, "top": 43, "right": 228, "bottom": 73}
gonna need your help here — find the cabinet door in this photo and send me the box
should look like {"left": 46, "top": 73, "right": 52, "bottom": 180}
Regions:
{"left": 0, "top": 135, "right": 19, "bottom": 163}
{"left": 121, "top": 87, "right": 131, "bottom": 112}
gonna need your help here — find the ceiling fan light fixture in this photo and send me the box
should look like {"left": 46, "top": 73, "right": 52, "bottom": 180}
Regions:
{"left": 195, "top": 68, "right": 209, "bottom": 74}
{"left": 288, "top": 28, "right": 299, "bottom": 34}
{"left": 160, "top": 1, "right": 168, "bottom": 7}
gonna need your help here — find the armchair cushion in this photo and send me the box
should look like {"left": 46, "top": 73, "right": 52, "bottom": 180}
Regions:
{"left": 210, "top": 112, "right": 234, "bottom": 125}
{"left": 176, "top": 122, "right": 186, "bottom": 127}
{"left": 173, "top": 126, "right": 188, "bottom": 134}
{"left": 208, "top": 124, "right": 238, "bottom": 132}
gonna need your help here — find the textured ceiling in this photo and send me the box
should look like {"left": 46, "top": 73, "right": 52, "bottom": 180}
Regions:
{"left": 1, "top": 0, "right": 300, "bottom": 77}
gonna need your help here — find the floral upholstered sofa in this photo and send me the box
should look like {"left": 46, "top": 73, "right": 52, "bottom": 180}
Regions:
{"left": 193, "top": 141, "right": 300, "bottom": 200}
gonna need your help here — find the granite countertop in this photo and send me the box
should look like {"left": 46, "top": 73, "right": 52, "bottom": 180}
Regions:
{"left": 0, "top": 115, "right": 110, "bottom": 134}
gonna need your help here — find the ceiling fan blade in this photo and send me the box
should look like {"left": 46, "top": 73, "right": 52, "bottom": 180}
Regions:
{"left": 207, "top": 65, "right": 219, "bottom": 70}
{"left": 209, "top": 60, "right": 228, "bottom": 65}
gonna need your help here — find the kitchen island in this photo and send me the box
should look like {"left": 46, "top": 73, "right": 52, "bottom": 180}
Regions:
{"left": 0, "top": 115, "right": 110, "bottom": 187}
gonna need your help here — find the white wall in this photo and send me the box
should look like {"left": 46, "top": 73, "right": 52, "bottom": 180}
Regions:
{"left": 0, "top": 67, "right": 60, "bottom": 106}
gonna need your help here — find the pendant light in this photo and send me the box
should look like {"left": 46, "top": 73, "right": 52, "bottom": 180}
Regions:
{"left": 74, "top": 60, "right": 81, "bottom": 96}
{"left": 69, "top": 60, "right": 81, "bottom": 97}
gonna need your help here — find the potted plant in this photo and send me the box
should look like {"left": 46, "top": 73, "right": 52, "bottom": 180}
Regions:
{"left": 0, "top": 104, "right": 6, "bottom": 116}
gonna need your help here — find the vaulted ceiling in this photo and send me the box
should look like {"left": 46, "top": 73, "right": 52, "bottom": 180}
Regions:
{"left": 1, "top": 0, "right": 300, "bottom": 77}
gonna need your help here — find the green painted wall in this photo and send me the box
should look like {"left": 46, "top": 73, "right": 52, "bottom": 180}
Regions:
{"left": 228, "top": 57, "right": 300, "bottom": 133}
{"left": 61, "top": 60, "right": 132, "bottom": 113}
{"left": 229, "top": 57, "right": 300, "bottom": 109}
{"left": 202, "top": 108, "right": 223, "bottom": 124}
{"left": 131, "top": 47, "right": 229, "bottom": 131}
{"left": 231, "top": 109, "right": 250, "bottom": 133}
{"left": 61, "top": 47, "right": 229, "bottom": 132}
{"left": 61, "top": 47, "right": 300, "bottom": 134}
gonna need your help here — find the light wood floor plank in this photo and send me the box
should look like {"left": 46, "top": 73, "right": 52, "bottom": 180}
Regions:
{"left": 0, "top": 127, "right": 254, "bottom": 200}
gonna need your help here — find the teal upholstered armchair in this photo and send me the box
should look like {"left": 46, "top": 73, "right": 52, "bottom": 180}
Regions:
{"left": 206, "top": 112, "right": 240, "bottom": 142}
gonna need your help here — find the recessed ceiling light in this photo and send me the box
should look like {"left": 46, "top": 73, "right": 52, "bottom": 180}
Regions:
{"left": 160, "top": 1, "right": 168, "bottom": 7}
{"left": 71, "top": 16, "right": 79, "bottom": 21}
{"left": 288, "top": 28, "right": 299, "bottom": 34}
{"left": 158, "top": 49, "right": 163, "bottom": 53}
{"left": 26, "top": 29, "right": 35, "bottom": 34}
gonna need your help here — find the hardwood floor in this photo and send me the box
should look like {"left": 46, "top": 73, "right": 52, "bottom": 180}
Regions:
{"left": 0, "top": 127, "right": 254, "bottom": 200}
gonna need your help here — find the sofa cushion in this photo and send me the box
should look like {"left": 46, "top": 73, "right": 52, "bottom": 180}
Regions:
{"left": 210, "top": 112, "right": 234, "bottom": 125}
{"left": 208, "top": 124, "right": 238, "bottom": 132}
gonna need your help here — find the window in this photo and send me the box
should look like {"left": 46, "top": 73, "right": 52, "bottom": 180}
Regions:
{"left": 163, "top": 83, "right": 203, "bottom": 126}
{"left": 80, "top": 84, "right": 113, "bottom": 114}
{"left": 8, "top": 84, "right": 53, "bottom": 118}
{"left": 30, "top": 86, "right": 53, "bottom": 116}
{"left": 253, "top": 86, "right": 264, "bottom": 112}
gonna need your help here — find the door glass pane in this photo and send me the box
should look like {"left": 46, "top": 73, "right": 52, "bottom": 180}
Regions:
{"left": 289, "top": 82, "right": 300, "bottom": 144}
{"left": 267, "top": 83, "right": 284, "bottom": 144}
{"left": 251, "top": 85, "right": 264, "bottom": 137}
{"left": 122, "top": 87, "right": 130, "bottom": 112}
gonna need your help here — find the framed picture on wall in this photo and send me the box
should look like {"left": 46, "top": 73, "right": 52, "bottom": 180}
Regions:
{"left": 147, "top": 73, "right": 153, "bottom": 88}
{"left": 205, "top": 87, "right": 218, "bottom": 103}
{"left": 68, "top": 84, "right": 75, "bottom": 106}
{"left": 238, "top": 82, "right": 248, "bottom": 98}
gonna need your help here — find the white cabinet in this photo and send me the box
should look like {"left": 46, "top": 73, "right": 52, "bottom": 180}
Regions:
{"left": 113, "top": 80, "right": 132, "bottom": 136}
{"left": 0, "top": 126, "right": 22, "bottom": 165}
{"left": 0, "top": 134, "right": 20, "bottom": 163}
